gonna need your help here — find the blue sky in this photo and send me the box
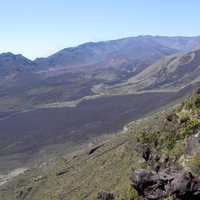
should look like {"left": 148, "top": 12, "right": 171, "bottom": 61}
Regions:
{"left": 0, "top": 0, "right": 200, "bottom": 59}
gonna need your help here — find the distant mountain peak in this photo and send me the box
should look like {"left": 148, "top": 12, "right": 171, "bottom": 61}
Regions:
{"left": 0, "top": 52, "right": 31, "bottom": 61}
{"left": 0, "top": 52, "right": 34, "bottom": 75}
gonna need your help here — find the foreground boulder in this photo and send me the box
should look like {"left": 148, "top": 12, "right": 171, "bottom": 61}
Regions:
{"left": 131, "top": 169, "right": 200, "bottom": 200}
{"left": 171, "top": 171, "right": 200, "bottom": 200}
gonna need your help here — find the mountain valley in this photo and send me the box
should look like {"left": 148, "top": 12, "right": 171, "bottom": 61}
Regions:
{"left": 1, "top": 35, "right": 200, "bottom": 200}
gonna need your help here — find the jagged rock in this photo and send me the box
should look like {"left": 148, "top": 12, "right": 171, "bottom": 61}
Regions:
{"left": 33, "top": 175, "right": 47, "bottom": 182}
{"left": 130, "top": 169, "right": 200, "bottom": 200}
{"left": 130, "top": 169, "right": 158, "bottom": 195}
{"left": 171, "top": 172, "right": 193, "bottom": 193}
{"left": 171, "top": 172, "right": 200, "bottom": 200}
{"left": 153, "top": 164, "right": 161, "bottom": 173}
{"left": 154, "top": 154, "right": 161, "bottom": 162}
{"left": 142, "top": 146, "right": 151, "bottom": 162}
{"left": 88, "top": 144, "right": 104, "bottom": 155}
{"left": 185, "top": 133, "right": 200, "bottom": 155}
{"left": 96, "top": 192, "right": 115, "bottom": 200}
{"left": 179, "top": 115, "right": 190, "bottom": 124}
{"left": 196, "top": 88, "right": 200, "bottom": 95}
{"left": 72, "top": 155, "right": 78, "bottom": 159}
{"left": 166, "top": 113, "right": 178, "bottom": 122}
{"left": 159, "top": 154, "right": 170, "bottom": 169}
{"left": 154, "top": 138, "right": 159, "bottom": 147}
{"left": 194, "top": 97, "right": 200, "bottom": 108}
{"left": 160, "top": 154, "right": 169, "bottom": 164}
{"left": 56, "top": 169, "right": 68, "bottom": 176}
{"left": 16, "top": 186, "right": 32, "bottom": 199}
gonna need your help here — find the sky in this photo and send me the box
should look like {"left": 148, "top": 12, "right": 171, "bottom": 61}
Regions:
{"left": 0, "top": 0, "right": 200, "bottom": 59}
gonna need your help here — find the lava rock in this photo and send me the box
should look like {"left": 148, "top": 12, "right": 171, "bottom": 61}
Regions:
{"left": 96, "top": 192, "right": 115, "bottom": 200}
{"left": 166, "top": 113, "right": 178, "bottom": 122}
{"left": 196, "top": 88, "right": 200, "bottom": 95}
{"left": 130, "top": 169, "right": 200, "bottom": 200}
{"left": 16, "top": 186, "right": 32, "bottom": 199}
{"left": 171, "top": 172, "right": 200, "bottom": 200}
{"left": 56, "top": 169, "right": 68, "bottom": 176}
{"left": 88, "top": 144, "right": 104, "bottom": 155}
{"left": 142, "top": 146, "right": 151, "bottom": 162}
{"left": 33, "top": 175, "right": 47, "bottom": 182}
{"left": 185, "top": 133, "right": 200, "bottom": 155}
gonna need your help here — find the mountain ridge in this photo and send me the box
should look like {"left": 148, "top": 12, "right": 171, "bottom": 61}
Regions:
{"left": 95, "top": 48, "right": 200, "bottom": 95}
{"left": 1, "top": 36, "right": 200, "bottom": 118}
{"left": 1, "top": 87, "right": 200, "bottom": 200}
{"left": 1, "top": 35, "right": 200, "bottom": 75}
{"left": 1, "top": 35, "right": 200, "bottom": 68}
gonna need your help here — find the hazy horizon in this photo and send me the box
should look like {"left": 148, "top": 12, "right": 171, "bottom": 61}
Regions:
{"left": 1, "top": 0, "right": 200, "bottom": 59}
{"left": 2, "top": 34, "right": 200, "bottom": 61}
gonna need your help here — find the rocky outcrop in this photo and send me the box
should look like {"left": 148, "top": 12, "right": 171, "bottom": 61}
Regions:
{"left": 88, "top": 144, "right": 105, "bottom": 155}
{"left": 166, "top": 113, "right": 179, "bottom": 123}
{"left": 185, "top": 132, "right": 200, "bottom": 155}
{"left": 96, "top": 192, "right": 115, "bottom": 200}
{"left": 33, "top": 175, "right": 47, "bottom": 182}
{"left": 131, "top": 169, "right": 200, "bottom": 200}
{"left": 56, "top": 169, "right": 68, "bottom": 176}
{"left": 16, "top": 186, "right": 32, "bottom": 199}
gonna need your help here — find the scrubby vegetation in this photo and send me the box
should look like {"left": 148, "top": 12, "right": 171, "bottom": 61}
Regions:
{"left": 187, "top": 152, "right": 200, "bottom": 176}
{"left": 0, "top": 90, "right": 200, "bottom": 200}
{"left": 137, "top": 90, "right": 200, "bottom": 158}
{"left": 128, "top": 90, "right": 200, "bottom": 200}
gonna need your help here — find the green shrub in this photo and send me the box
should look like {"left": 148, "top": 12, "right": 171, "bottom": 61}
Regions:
{"left": 138, "top": 131, "right": 160, "bottom": 145}
{"left": 183, "top": 118, "right": 200, "bottom": 137}
{"left": 176, "top": 103, "right": 184, "bottom": 113}
{"left": 160, "top": 130, "right": 181, "bottom": 150}
{"left": 169, "top": 140, "right": 185, "bottom": 159}
{"left": 126, "top": 186, "right": 140, "bottom": 200}
{"left": 79, "top": 192, "right": 87, "bottom": 200}
{"left": 187, "top": 153, "right": 200, "bottom": 176}
{"left": 184, "top": 99, "right": 194, "bottom": 110}
{"left": 184, "top": 94, "right": 200, "bottom": 111}
{"left": 178, "top": 112, "right": 190, "bottom": 124}
{"left": 193, "top": 95, "right": 200, "bottom": 109}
